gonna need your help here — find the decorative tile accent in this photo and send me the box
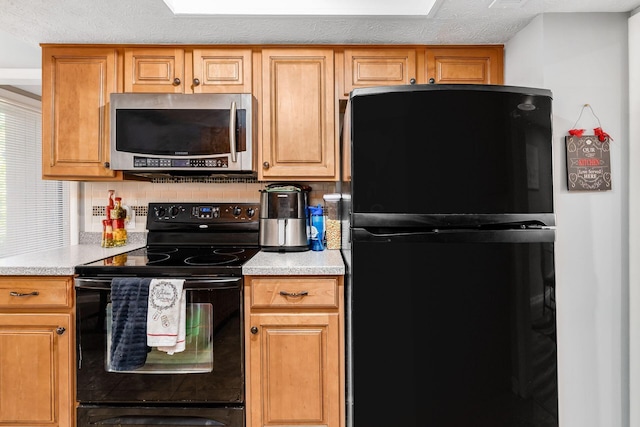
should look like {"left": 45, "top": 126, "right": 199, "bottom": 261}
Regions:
{"left": 93, "top": 205, "right": 148, "bottom": 217}
{"left": 135, "top": 206, "right": 149, "bottom": 217}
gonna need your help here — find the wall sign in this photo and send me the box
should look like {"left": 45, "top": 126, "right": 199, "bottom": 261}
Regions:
{"left": 565, "top": 104, "right": 613, "bottom": 192}
{"left": 565, "top": 135, "right": 611, "bottom": 191}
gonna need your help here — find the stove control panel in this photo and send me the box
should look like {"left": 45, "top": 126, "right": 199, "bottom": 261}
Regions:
{"left": 149, "top": 202, "right": 260, "bottom": 224}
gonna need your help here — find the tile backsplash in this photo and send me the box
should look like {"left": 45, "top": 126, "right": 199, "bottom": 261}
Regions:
{"left": 83, "top": 181, "right": 336, "bottom": 233}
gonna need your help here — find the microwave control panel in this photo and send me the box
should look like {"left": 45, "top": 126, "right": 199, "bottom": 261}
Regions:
{"left": 133, "top": 156, "right": 229, "bottom": 169}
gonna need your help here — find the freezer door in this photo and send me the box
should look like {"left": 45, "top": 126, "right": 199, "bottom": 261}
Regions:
{"left": 346, "top": 234, "right": 558, "bottom": 427}
{"left": 348, "top": 85, "right": 554, "bottom": 217}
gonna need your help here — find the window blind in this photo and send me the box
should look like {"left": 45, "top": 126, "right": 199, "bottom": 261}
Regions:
{"left": 0, "top": 89, "right": 70, "bottom": 258}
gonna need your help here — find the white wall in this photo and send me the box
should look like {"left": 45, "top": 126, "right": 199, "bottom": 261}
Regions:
{"left": 506, "top": 13, "right": 629, "bottom": 427}
{"left": 0, "top": 30, "right": 41, "bottom": 95}
{"left": 628, "top": 10, "right": 640, "bottom": 427}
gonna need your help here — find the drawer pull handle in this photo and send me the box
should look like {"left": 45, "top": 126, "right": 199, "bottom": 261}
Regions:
{"left": 9, "top": 291, "right": 39, "bottom": 297}
{"left": 279, "top": 290, "right": 308, "bottom": 298}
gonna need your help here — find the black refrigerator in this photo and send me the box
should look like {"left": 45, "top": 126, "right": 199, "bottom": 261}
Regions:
{"left": 340, "top": 84, "right": 558, "bottom": 427}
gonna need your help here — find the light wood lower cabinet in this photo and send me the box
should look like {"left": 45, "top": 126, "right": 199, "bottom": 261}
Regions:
{"left": 0, "top": 276, "right": 74, "bottom": 427}
{"left": 245, "top": 275, "right": 344, "bottom": 427}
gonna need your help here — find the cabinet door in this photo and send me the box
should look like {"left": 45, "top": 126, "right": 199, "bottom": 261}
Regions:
{"left": 260, "top": 48, "right": 336, "bottom": 180}
{"left": 42, "top": 46, "right": 122, "bottom": 179}
{"left": 0, "top": 313, "right": 72, "bottom": 427}
{"left": 124, "top": 47, "right": 185, "bottom": 93}
{"left": 124, "top": 48, "right": 252, "bottom": 94}
{"left": 342, "top": 48, "right": 418, "bottom": 97}
{"left": 247, "top": 313, "right": 340, "bottom": 427}
{"left": 426, "top": 46, "right": 504, "bottom": 84}
{"left": 192, "top": 48, "right": 252, "bottom": 93}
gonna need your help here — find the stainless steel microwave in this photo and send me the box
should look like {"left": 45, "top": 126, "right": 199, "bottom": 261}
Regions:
{"left": 109, "top": 93, "right": 256, "bottom": 175}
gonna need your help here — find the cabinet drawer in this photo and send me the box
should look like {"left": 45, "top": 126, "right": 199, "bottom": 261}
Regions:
{"left": 249, "top": 277, "right": 338, "bottom": 309}
{"left": 0, "top": 277, "right": 72, "bottom": 308}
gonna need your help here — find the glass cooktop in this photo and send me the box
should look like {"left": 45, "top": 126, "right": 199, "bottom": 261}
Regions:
{"left": 75, "top": 246, "right": 261, "bottom": 277}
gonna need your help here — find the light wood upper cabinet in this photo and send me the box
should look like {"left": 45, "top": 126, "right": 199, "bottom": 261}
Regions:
{"left": 40, "top": 44, "right": 503, "bottom": 182}
{"left": 191, "top": 48, "right": 252, "bottom": 93}
{"left": 42, "top": 46, "right": 123, "bottom": 180}
{"left": 340, "top": 48, "right": 420, "bottom": 98}
{"left": 124, "top": 47, "right": 252, "bottom": 93}
{"left": 426, "top": 46, "right": 504, "bottom": 84}
{"left": 0, "top": 276, "right": 74, "bottom": 427}
{"left": 260, "top": 48, "right": 337, "bottom": 181}
{"left": 245, "top": 275, "right": 344, "bottom": 427}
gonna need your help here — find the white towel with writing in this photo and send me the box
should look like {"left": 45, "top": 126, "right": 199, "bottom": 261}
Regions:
{"left": 158, "top": 290, "right": 186, "bottom": 354}
{"left": 147, "top": 279, "right": 186, "bottom": 354}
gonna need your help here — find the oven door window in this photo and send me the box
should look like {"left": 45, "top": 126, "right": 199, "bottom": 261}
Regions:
{"left": 106, "top": 303, "right": 213, "bottom": 373}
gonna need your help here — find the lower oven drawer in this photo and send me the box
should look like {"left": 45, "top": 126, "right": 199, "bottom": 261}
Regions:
{"left": 77, "top": 405, "right": 244, "bottom": 427}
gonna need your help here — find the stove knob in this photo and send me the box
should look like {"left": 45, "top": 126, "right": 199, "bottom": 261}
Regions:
{"left": 232, "top": 206, "right": 242, "bottom": 217}
{"left": 155, "top": 207, "right": 166, "bottom": 217}
{"left": 247, "top": 207, "right": 256, "bottom": 218}
{"left": 170, "top": 206, "right": 180, "bottom": 217}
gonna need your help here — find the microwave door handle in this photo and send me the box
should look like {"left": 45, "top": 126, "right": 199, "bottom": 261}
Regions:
{"left": 229, "top": 100, "right": 237, "bottom": 163}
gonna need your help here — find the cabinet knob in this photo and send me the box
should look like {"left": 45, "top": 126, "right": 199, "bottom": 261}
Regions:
{"left": 409, "top": 78, "right": 416, "bottom": 85}
{"left": 173, "top": 77, "right": 181, "bottom": 86}
{"left": 250, "top": 326, "right": 258, "bottom": 335}
{"left": 263, "top": 161, "right": 270, "bottom": 169}
{"left": 104, "top": 162, "right": 110, "bottom": 168}
{"left": 428, "top": 78, "right": 436, "bottom": 84}
{"left": 193, "top": 78, "right": 200, "bottom": 86}
{"left": 56, "top": 327, "right": 66, "bottom": 335}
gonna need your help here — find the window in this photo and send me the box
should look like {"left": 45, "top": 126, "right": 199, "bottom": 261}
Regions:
{"left": 0, "top": 88, "right": 70, "bottom": 258}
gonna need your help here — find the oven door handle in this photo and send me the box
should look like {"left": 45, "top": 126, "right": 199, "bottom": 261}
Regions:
{"left": 74, "top": 277, "right": 242, "bottom": 290}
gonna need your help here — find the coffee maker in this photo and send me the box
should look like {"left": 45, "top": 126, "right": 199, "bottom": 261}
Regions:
{"left": 259, "top": 184, "right": 310, "bottom": 252}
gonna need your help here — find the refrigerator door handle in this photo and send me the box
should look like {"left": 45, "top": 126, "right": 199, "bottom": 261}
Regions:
{"left": 353, "top": 227, "right": 556, "bottom": 243}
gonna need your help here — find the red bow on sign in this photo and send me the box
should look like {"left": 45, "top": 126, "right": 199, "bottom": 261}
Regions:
{"left": 594, "top": 127, "right": 613, "bottom": 142}
{"left": 568, "top": 129, "right": 585, "bottom": 137}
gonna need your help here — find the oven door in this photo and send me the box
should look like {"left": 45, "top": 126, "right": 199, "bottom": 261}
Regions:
{"left": 75, "top": 277, "right": 244, "bottom": 404}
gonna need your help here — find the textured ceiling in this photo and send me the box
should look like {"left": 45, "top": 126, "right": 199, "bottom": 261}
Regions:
{"left": 1, "top": 0, "right": 639, "bottom": 96}
{"left": 1, "top": 0, "right": 639, "bottom": 46}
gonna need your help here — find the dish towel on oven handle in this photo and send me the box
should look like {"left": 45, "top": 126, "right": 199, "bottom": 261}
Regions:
{"left": 147, "top": 279, "right": 186, "bottom": 355}
{"left": 110, "top": 277, "right": 152, "bottom": 371}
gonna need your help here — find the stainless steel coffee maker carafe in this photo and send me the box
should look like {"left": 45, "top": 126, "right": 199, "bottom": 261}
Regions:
{"left": 259, "top": 184, "right": 310, "bottom": 252}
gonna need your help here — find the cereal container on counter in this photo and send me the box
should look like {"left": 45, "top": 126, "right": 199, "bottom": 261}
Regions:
{"left": 323, "top": 193, "right": 341, "bottom": 249}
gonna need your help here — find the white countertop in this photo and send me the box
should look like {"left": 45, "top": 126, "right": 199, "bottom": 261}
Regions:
{"left": 0, "top": 243, "right": 146, "bottom": 276}
{"left": 0, "top": 244, "right": 345, "bottom": 277}
{"left": 243, "top": 249, "right": 345, "bottom": 275}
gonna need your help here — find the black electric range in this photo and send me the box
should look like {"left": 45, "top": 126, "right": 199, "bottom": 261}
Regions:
{"left": 74, "top": 202, "right": 261, "bottom": 427}
{"left": 75, "top": 202, "right": 261, "bottom": 278}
